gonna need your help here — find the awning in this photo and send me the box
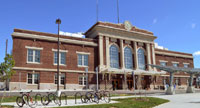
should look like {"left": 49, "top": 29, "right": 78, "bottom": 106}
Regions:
{"left": 100, "top": 67, "right": 166, "bottom": 75}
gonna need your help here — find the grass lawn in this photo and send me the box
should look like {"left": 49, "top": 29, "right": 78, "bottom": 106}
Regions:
{"left": 53, "top": 97, "right": 169, "bottom": 108}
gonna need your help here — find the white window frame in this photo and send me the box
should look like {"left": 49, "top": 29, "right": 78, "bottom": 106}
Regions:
{"left": 27, "top": 73, "right": 39, "bottom": 85}
{"left": 26, "top": 46, "right": 43, "bottom": 64}
{"left": 183, "top": 63, "right": 189, "bottom": 68}
{"left": 52, "top": 49, "right": 68, "bottom": 66}
{"left": 78, "top": 74, "right": 86, "bottom": 86}
{"left": 172, "top": 62, "right": 179, "bottom": 67}
{"left": 76, "top": 51, "right": 90, "bottom": 67}
{"left": 54, "top": 73, "right": 65, "bottom": 85}
{"left": 159, "top": 60, "right": 168, "bottom": 66}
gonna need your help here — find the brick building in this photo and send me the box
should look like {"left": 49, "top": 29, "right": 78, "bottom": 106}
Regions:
{"left": 10, "top": 21, "right": 194, "bottom": 91}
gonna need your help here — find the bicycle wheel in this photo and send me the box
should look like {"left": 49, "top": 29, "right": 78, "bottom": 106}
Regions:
{"left": 35, "top": 93, "right": 42, "bottom": 105}
{"left": 22, "top": 94, "right": 29, "bottom": 105}
{"left": 48, "top": 93, "right": 55, "bottom": 103}
{"left": 91, "top": 93, "right": 99, "bottom": 104}
{"left": 81, "top": 95, "right": 88, "bottom": 103}
{"left": 41, "top": 95, "right": 49, "bottom": 106}
{"left": 16, "top": 97, "right": 24, "bottom": 107}
{"left": 54, "top": 96, "right": 61, "bottom": 106}
{"left": 28, "top": 95, "right": 37, "bottom": 108}
{"left": 104, "top": 91, "right": 110, "bottom": 103}
{"left": 85, "top": 92, "right": 93, "bottom": 103}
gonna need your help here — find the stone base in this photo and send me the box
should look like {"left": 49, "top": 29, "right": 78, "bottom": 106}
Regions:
{"left": 166, "top": 86, "right": 175, "bottom": 95}
{"left": 186, "top": 86, "right": 195, "bottom": 93}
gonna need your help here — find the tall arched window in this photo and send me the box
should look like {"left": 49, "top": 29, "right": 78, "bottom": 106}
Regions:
{"left": 137, "top": 48, "right": 145, "bottom": 70}
{"left": 124, "top": 47, "right": 133, "bottom": 69}
{"left": 110, "top": 45, "right": 119, "bottom": 68}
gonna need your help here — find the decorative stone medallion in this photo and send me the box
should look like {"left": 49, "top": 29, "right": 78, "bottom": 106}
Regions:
{"left": 124, "top": 21, "right": 132, "bottom": 31}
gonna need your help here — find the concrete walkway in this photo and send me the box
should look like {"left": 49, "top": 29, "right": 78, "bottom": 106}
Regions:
{"left": 153, "top": 93, "right": 200, "bottom": 108}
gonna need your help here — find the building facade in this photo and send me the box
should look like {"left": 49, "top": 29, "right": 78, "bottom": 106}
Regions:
{"left": 10, "top": 21, "right": 194, "bottom": 91}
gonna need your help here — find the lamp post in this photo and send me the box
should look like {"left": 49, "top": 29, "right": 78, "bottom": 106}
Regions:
{"left": 56, "top": 19, "right": 61, "bottom": 91}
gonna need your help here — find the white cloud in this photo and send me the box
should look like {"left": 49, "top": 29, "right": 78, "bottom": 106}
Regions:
{"left": 154, "top": 43, "right": 168, "bottom": 50}
{"left": 60, "top": 31, "right": 84, "bottom": 38}
{"left": 153, "top": 18, "right": 157, "bottom": 24}
{"left": 191, "top": 23, "right": 196, "bottom": 29}
{"left": 193, "top": 51, "right": 200, "bottom": 56}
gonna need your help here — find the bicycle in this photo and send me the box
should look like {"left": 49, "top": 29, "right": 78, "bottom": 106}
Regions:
{"left": 81, "top": 91, "right": 99, "bottom": 104}
{"left": 16, "top": 90, "right": 37, "bottom": 108}
{"left": 41, "top": 91, "right": 61, "bottom": 106}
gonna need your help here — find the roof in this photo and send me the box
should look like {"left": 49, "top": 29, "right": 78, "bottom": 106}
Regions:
{"left": 85, "top": 21, "right": 154, "bottom": 36}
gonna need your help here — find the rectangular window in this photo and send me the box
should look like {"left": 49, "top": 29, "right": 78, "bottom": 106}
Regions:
{"left": 54, "top": 52, "right": 66, "bottom": 65}
{"left": 54, "top": 73, "right": 65, "bottom": 85}
{"left": 184, "top": 64, "right": 189, "bottom": 68}
{"left": 172, "top": 63, "right": 179, "bottom": 67}
{"left": 27, "top": 73, "right": 39, "bottom": 84}
{"left": 27, "top": 49, "right": 40, "bottom": 63}
{"left": 78, "top": 54, "right": 89, "bottom": 66}
{"left": 79, "top": 75, "right": 86, "bottom": 85}
{"left": 160, "top": 62, "right": 167, "bottom": 66}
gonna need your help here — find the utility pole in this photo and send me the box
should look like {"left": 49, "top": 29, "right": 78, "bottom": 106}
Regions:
{"left": 56, "top": 19, "right": 61, "bottom": 93}
{"left": 5, "top": 39, "right": 8, "bottom": 56}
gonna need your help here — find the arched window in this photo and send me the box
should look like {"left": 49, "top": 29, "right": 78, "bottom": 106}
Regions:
{"left": 110, "top": 45, "right": 119, "bottom": 68}
{"left": 124, "top": 47, "right": 133, "bottom": 69}
{"left": 137, "top": 48, "right": 145, "bottom": 70}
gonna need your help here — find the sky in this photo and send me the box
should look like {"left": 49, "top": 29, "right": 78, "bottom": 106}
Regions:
{"left": 0, "top": 0, "right": 199, "bottom": 68}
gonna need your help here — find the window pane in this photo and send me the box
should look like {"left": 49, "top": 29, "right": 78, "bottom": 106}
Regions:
{"left": 78, "top": 54, "right": 82, "bottom": 65}
{"left": 84, "top": 55, "right": 88, "bottom": 66}
{"left": 54, "top": 52, "right": 58, "bottom": 64}
{"left": 35, "top": 50, "right": 40, "bottom": 63}
{"left": 55, "top": 73, "right": 58, "bottom": 84}
{"left": 28, "top": 49, "right": 33, "bottom": 62}
{"left": 173, "top": 63, "right": 178, "bottom": 67}
{"left": 184, "top": 64, "right": 188, "bottom": 68}
{"left": 61, "top": 52, "right": 66, "bottom": 65}
{"left": 28, "top": 73, "right": 32, "bottom": 84}
{"left": 160, "top": 62, "right": 166, "bottom": 66}
{"left": 138, "top": 48, "right": 145, "bottom": 70}
{"left": 79, "top": 77, "right": 83, "bottom": 85}
{"left": 110, "top": 45, "right": 119, "bottom": 68}
{"left": 61, "top": 73, "right": 65, "bottom": 85}
{"left": 34, "top": 73, "right": 39, "bottom": 84}
{"left": 124, "top": 47, "right": 133, "bottom": 69}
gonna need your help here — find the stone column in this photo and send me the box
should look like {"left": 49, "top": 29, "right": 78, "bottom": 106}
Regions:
{"left": 106, "top": 37, "right": 110, "bottom": 68}
{"left": 120, "top": 39, "right": 125, "bottom": 69}
{"left": 146, "top": 43, "right": 151, "bottom": 70}
{"left": 133, "top": 41, "right": 138, "bottom": 69}
{"left": 98, "top": 36, "right": 104, "bottom": 68}
{"left": 187, "top": 73, "right": 195, "bottom": 93}
{"left": 151, "top": 44, "right": 156, "bottom": 70}
{"left": 166, "top": 72, "right": 175, "bottom": 95}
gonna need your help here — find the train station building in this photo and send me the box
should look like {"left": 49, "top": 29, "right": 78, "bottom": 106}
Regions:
{"left": 10, "top": 21, "right": 194, "bottom": 91}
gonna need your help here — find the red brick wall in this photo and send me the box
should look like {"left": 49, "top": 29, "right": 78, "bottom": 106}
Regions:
{"left": 12, "top": 37, "right": 98, "bottom": 71}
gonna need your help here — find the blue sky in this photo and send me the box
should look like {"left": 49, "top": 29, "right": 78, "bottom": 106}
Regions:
{"left": 0, "top": 0, "right": 199, "bottom": 67}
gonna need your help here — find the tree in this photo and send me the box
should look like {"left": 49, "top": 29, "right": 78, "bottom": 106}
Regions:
{"left": 0, "top": 54, "right": 15, "bottom": 82}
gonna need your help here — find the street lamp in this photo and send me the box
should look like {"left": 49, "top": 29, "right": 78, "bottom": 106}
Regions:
{"left": 56, "top": 19, "right": 61, "bottom": 92}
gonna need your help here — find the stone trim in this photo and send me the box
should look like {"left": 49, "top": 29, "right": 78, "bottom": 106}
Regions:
{"left": 13, "top": 67, "right": 95, "bottom": 73}
{"left": 25, "top": 46, "right": 43, "bottom": 50}
{"left": 159, "top": 60, "right": 168, "bottom": 63}
{"left": 172, "top": 61, "right": 179, "bottom": 64}
{"left": 12, "top": 32, "right": 98, "bottom": 47}
{"left": 155, "top": 51, "right": 193, "bottom": 58}
{"left": 76, "top": 51, "right": 90, "bottom": 55}
{"left": 52, "top": 49, "right": 68, "bottom": 52}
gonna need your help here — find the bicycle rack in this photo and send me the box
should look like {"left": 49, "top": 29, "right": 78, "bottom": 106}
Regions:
{"left": 60, "top": 92, "right": 67, "bottom": 105}
{"left": 75, "top": 92, "right": 82, "bottom": 104}
{"left": 35, "top": 93, "right": 42, "bottom": 104}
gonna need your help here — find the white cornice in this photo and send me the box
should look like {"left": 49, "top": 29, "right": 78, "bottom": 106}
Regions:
{"left": 12, "top": 32, "right": 98, "bottom": 47}
{"left": 13, "top": 67, "right": 95, "bottom": 73}
{"left": 52, "top": 49, "right": 68, "bottom": 52}
{"left": 76, "top": 51, "right": 90, "bottom": 55}
{"left": 25, "top": 46, "right": 43, "bottom": 50}
{"left": 155, "top": 51, "right": 193, "bottom": 59}
{"left": 86, "top": 26, "right": 156, "bottom": 44}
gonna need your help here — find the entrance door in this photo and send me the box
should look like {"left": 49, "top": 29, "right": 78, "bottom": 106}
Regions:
{"left": 112, "top": 79, "right": 120, "bottom": 90}
{"left": 127, "top": 80, "right": 133, "bottom": 90}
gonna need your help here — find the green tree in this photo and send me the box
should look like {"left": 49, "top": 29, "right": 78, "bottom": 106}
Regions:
{"left": 0, "top": 54, "right": 15, "bottom": 82}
